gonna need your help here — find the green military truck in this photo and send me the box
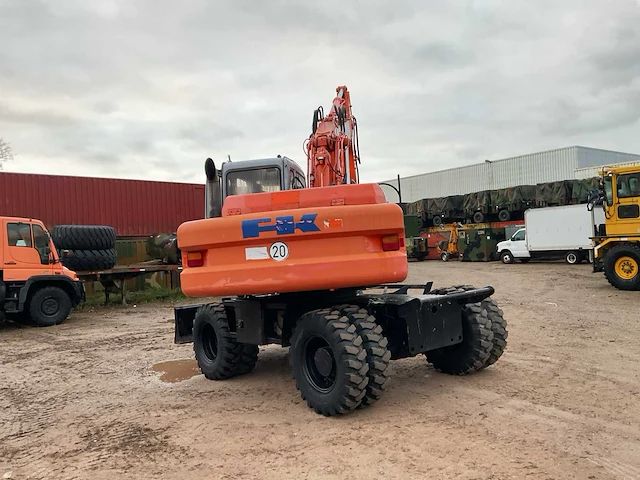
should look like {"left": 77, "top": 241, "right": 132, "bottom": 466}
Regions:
{"left": 404, "top": 214, "right": 428, "bottom": 261}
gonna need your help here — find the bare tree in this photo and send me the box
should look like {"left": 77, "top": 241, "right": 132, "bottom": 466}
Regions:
{"left": 0, "top": 138, "right": 14, "bottom": 170}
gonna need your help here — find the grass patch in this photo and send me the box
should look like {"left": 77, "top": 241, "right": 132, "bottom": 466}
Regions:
{"left": 79, "top": 287, "right": 187, "bottom": 309}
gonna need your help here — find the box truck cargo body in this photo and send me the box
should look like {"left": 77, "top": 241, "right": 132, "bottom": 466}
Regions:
{"left": 496, "top": 204, "right": 605, "bottom": 264}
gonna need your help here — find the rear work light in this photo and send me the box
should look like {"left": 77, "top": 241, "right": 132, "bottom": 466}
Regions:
{"left": 382, "top": 234, "right": 404, "bottom": 252}
{"left": 186, "top": 252, "right": 204, "bottom": 267}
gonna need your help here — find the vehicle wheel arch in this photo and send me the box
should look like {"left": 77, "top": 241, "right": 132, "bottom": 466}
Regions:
{"left": 500, "top": 250, "right": 514, "bottom": 264}
{"left": 19, "top": 276, "right": 81, "bottom": 311}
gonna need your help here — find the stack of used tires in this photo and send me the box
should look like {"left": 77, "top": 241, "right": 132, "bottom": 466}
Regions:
{"left": 52, "top": 225, "right": 117, "bottom": 272}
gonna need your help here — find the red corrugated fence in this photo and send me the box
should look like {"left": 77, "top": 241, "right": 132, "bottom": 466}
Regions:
{"left": 0, "top": 172, "right": 205, "bottom": 237}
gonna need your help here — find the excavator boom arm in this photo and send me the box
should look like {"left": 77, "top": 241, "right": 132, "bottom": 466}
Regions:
{"left": 306, "top": 85, "right": 360, "bottom": 188}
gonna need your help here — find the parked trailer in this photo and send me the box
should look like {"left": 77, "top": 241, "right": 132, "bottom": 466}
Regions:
{"left": 76, "top": 260, "right": 182, "bottom": 305}
{"left": 496, "top": 204, "right": 605, "bottom": 264}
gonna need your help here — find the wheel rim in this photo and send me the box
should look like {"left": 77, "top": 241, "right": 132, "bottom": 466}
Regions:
{"left": 441, "top": 253, "right": 448, "bottom": 261}
{"left": 503, "top": 253, "right": 511, "bottom": 263}
{"left": 614, "top": 256, "right": 638, "bottom": 280}
{"left": 302, "top": 335, "right": 336, "bottom": 393}
{"left": 41, "top": 297, "right": 60, "bottom": 316}
{"left": 201, "top": 323, "right": 218, "bottom": 361}
{"left": 567, "top": 253, "right": 577, "bottom": 264}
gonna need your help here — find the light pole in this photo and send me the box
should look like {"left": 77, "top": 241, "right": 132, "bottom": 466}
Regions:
{"left": 378, "top": 174, "right": 403, "bottom": 204}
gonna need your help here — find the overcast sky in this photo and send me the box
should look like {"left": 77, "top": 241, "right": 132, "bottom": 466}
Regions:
{"left": 1, "top": 0, "right": 639, "bottom": 185}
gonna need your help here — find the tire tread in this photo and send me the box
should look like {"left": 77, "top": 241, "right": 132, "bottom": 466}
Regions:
{"left": 290, "top": 308, "right": 370, "bottom": 416}
{"left": 337, "top": 305, "right": 391, "bottom": 407}
{"left": 193, "top": 303, "right": 243, "bottom": 380}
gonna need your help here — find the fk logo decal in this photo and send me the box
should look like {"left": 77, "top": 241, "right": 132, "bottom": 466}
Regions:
{"left": 242, "top": 213, "right": 321, "bottom": 238}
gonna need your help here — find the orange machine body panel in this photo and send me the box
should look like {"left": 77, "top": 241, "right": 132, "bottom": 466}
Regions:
{"left": 178, "top": 184, "right": 408, "bottom": 297}
{"left": 0, "top": 216, "right": 79, "bottom": 283}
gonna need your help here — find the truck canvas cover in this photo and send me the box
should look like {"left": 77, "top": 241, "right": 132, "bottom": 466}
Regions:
{"left": 396, "top": 176, "right": 600, "bottom": 223}
{"left": 463, "top": 191, "right": 491, "bottom": 214}
{"left": 535, "top": 181, "right": 571, "bottom": 206}
{"left": 427, "top": 195, "right": 464, "bottom": 218}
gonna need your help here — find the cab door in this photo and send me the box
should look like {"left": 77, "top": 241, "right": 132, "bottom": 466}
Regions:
{"left": 610, "top": 172, "right": 640, "bottom": 236}
{"left": 509, "top": 228, "right": 531, "bottom": 258}
{"left": 2, "top": 220, "right": 53, "bottom": 281}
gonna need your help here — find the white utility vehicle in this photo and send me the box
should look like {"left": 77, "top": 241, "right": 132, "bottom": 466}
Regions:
{"left": 497, "top": 204, "right": 605, "bottom": 264}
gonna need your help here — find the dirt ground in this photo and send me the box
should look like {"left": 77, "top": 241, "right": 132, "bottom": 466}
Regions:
{"left": 1, "top": 260, "right": 639, "bottom": 480}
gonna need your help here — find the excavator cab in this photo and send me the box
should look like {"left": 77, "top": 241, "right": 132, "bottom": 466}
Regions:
{"left": 205, "top": 156, "right": 306, "bottom": 219}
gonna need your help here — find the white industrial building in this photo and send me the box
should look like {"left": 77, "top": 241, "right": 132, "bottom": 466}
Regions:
{"left": 378, "top": 146, "right": 640, "bottom": 203}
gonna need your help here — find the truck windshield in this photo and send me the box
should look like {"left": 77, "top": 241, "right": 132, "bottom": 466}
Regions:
{"left": 226, "top": 167, "right": 281, "bottom": 196}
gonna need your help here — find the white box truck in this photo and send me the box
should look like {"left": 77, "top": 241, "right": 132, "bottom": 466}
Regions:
{"left": 496, "top": 204, "right": 605, "bottom": 264}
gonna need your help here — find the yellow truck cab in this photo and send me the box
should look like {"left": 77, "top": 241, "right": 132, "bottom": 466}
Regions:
{"left": 1, "top": 216, "right": 85, "bottom": 326}
{"left": 590, "top": 164, "right": 640, "bottom": 290}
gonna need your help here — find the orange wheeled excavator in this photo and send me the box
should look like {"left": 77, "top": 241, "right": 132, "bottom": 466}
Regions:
{"left": 173, "top": 86, "right": 507, "bottom": 416}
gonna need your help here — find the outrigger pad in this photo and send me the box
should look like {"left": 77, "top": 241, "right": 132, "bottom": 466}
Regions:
{"left": 174, "top": 305, "right": 200, "bottom": 344}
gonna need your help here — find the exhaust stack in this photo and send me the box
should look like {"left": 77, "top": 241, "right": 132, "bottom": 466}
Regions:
{"left": 204, "top": 158, "right": 222, "bottom": 219}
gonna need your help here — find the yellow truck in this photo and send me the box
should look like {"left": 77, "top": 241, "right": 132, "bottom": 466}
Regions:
{"left": 589, "top": 164, "right": 640, "bottom": 290}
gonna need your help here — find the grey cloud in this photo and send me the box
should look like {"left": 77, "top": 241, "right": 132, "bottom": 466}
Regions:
{"left": 1, "top": 0, "right": 640, "bottom": 185}
{"left": 0, "top": 103, "right": 80, "bottom": 128}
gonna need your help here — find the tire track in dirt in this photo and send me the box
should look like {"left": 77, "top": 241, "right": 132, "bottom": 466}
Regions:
{"left": 1, "top": 262, "right": 638, "bottom": 479}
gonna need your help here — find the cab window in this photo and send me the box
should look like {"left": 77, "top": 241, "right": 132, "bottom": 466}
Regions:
{"left": 617, "top": 173, "right": 640, "bottom": 199}
{"left": 603, "top": 176, "right": 613, "bottom": 205}
{"left": 292, "top": 173, "right": 306, "bottom": 189}
{"left": 33, "top": 224, "right": 50, "bottom": 264}
{"left": 512, "top": 230, "right": 525, "bottom": 241}
{"left": 7, "top": 223, "right": 32, "bottom": 247}
{"left": 226, "top": 167, "right": 281, "bottom": 196}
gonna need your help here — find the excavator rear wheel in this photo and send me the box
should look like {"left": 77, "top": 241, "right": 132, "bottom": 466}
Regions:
{"left": 334, "top": 305, "right": 392, "bottom": 408}
{"left": 289, "top": 307, "right": 370, "bottom": 416}
{"left": 236, "top": 344, "right": 259, "bottom": 375}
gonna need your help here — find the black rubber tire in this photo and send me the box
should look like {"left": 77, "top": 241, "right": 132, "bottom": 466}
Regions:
{"left": 28, "top": 286, "right": 72, "bottom": 327}
{"left": 441, "top": 251, "right": 449, "bottom": 262}
{"left": 335, "top": 305, "right": 391, "bottom": 407}
{"left": 425, "top": 303, "right": 493, "bottom": 374}
{"left": 603, "top": 244, "right": 640, "bottom": 291}
{"left": 289, "top": 307, "right": 369, "bottom": 416}
{"left": 482, "top": 300, "right": 507, "bottom": 368}
{"left": 52, "top": 225, "right": 116, "bottom": 251}
{"left": 500, "top": 250, "right": 514, "bottom": 264}
{"left": 565, "top": 251, "right": 579, "bottom": 264}
{"left": 498, "top": 209, "right": 511, "bottom": 222}
{"left": 473, "top": 211, "right": 485, "bottom": 224}
{"left": 425, "top": 285, "right": 496, "bottom": 374}
{"left": 430, "top": 285, "right": 507, "bottom": 370}
{"left": 432, "top": 216, "right": 443, "bottom": 227}
{"left": 193, "top": 303, "right": 243, "bottom": 380}
{"left": 62, "top": 249, "right": 117, "bottom": 271}
{"left": 236, "top": 344, "right": 259, "bottom": 375}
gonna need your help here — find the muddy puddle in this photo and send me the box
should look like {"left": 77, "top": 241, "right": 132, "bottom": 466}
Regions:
{"left": 152, "top": 359, "right": 200, "bottom": 383}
